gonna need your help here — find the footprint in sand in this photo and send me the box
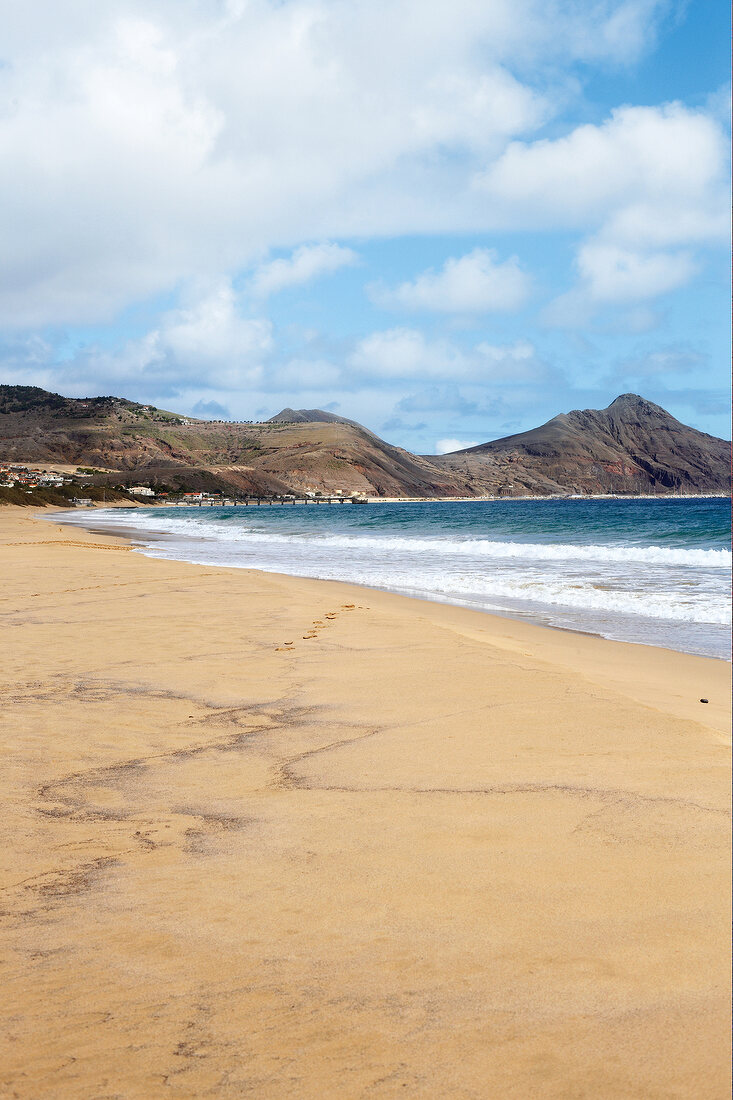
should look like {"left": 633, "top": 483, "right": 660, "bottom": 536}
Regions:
{"left": 341, "top": 604, "right": 356, "bottom": 610}
{"left": 325, "top": 613, "right": 337, "bottom": 620}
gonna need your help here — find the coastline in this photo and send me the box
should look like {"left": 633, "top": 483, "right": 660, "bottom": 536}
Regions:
{"left": 1, "top": 507, "right": 730, "bottom": 1098}
{"left": 52, "top": 499, "right": 732, "bottom": 661}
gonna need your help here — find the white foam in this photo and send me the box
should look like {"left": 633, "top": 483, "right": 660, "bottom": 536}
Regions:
{"left": 357, "top": 569, "right": 730, "bottom": 623}
{"left": 55, "top": 508, "right": 731, "bottom": 643}
{"left": 81, "top": 511, "right": 731, "bottom": 570}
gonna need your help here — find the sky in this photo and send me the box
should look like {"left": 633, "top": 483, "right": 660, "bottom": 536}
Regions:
{"left": 0, "top": 0, "right": 729, "bottom": 454}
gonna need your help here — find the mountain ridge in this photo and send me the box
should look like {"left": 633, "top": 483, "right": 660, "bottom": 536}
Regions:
{"left": 0, "top": 385, "right": 728, "bottom": 497}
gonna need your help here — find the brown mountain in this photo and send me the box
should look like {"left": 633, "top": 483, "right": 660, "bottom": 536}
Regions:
{"left": 0, "top": 386, "right": 472, "bottom": 497}
{"left": 0, "top": 386, "right": 728, "bottom": 497}
{"left": 431, "top": 394, "right": 729, "bottom": 496}
{"left": 266, "top": 407, "right": 368, "bottom": 430}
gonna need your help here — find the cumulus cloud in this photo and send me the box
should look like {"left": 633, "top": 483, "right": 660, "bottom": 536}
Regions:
{"left": 576, "top": 243, "right": 697, "bottom": 303}
{"left": 156, "top": 281, "right": 273, "bottom": 372}
{"left": 477, "top": 103, "right": 729, "bottom": 245}
{"left": 371, "top": 249, "right": 530, "bottom": 313}
{"left": 14, "top": 280, "right": 274, "bottom": 399}
{"left": 250, "top": 243, "right": 359, "bottom": 298}
{"left": 435, "top": 437, "right": 480, "bottom": 454}
{"left": 0, "top": 1, "right": 676, "bottom": 327}
{"left": 5, "top": 304, "right": 549, "bottom": 409}
{"left": 542, "top": 242, "right": 698, "bottom": 326}
{"left": 397, "top": 387, "right": 489, "bottom": 414}
{"left": 348, "top": 328, "right": 549, "bottom": 389}
{"left": 1, "top": 0, "right": 725, "bottom": 442}
{"left": 479, "top": 101, "right": 728, "bottom": 314}
{"left": 474, "top": 338, "right": 541, "bottom": 378}
{"left": 349, "top": 328, "right": 463, "bottom": 379}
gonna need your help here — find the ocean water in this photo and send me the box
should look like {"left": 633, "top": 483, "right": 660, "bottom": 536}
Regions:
{"left": 58, "top": 497, "right": 731, "bottom": 659}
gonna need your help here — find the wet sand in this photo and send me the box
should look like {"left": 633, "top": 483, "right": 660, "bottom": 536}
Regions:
{"left": 1, "top": 507, "right": 730, "bottom": 1099}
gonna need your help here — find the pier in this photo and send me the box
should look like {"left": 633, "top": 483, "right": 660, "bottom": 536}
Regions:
{"left": 175, "top": 495, "right": 366, "bottom": 507}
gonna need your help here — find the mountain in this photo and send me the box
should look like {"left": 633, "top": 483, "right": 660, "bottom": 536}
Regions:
{"left": 0, "top": 385, "right": 473, "bottom": 498}
{"left": 0, "top": 385, "right": 728, "bottom": 497}
{"left": 267, "top": 407, "right": 367, "bottom": 430}
{"left": 431, "top": 394, "right": 730, "bottom": 496}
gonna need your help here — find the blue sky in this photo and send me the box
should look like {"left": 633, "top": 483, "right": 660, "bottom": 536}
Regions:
{"left": 0, "top": 0, "right": 729, "bottom": 453}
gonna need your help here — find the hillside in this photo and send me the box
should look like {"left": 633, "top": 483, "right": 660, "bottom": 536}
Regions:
{"left": 0, "top": 386, "right": 728, "bottom": 497}
{"left": 0, "top": 386, "right": 473, "bottom": 498}
{"left": 432, "top": 394, "right": 730, "bottom": 496}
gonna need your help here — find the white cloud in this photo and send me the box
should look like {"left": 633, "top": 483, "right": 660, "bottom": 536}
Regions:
{"left": 577, "top": 243, "right": 697, "bottom": 303}
{"left": 270, "top": 358, "right": 343, "bottom": 390}
{"left": 0, "top": 1, "right": 674, "bottom": 327}
{"left": 349, "top": 328, "right": 455, "bottom": 379}
{"left": 542, "top": 239, "right": 697, "bottom": 326}
{"left": 349, "top": 327, "right": 543, "bottom": 382}
{"left": 435, "top": 437, "right": 480, "bottom": 454}
{"left": 483, "top": 101, "right": 730, "bottom": 319}
{"left": 371, "top": 249, "right": 530, "bottom": 313}
{"left": 250, "top": 243, "right": 359, "bottom": 298}
{"left": 21, "top": 280, "right": 274, "bottom": 397}
{"left": 475, "top": 338, "right": 540, "bottom": 378}
{"left": 477, "top": 103, "right": 729, "bottom": 247}
{"left": 158, "top": 281, "right": 273, "bottom": 370}
{"left": 5, "top": 304, "right": 549, "bottom": 405}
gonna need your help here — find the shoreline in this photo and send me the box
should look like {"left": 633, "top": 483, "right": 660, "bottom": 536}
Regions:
{"left": 33, "top": 505, "right": 733, "bottom": 717}
{"left": 1, "top": 507, "right": 730, "bottom": 1098}
{"left": 50, "top": 501, "right": 731, "bottom": 663}
{"left": 54, "top": 512, "right": 731, "bottom": 662}
{"left": 37, "top": 507, "right": 733, "bottom": 725}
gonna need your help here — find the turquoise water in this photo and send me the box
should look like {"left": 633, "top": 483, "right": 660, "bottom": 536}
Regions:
{"left": 59, "top": 497, "right": 731, "bottom": 658}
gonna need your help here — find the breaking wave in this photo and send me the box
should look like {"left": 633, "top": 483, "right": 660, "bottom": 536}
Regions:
{"left": 53, "top": 498, "right": 732, "bottom": 657}
{"left": 91, "top": 511, "right": 730, "bottom": 570}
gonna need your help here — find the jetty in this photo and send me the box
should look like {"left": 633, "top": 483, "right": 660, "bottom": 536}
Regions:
{"left": 173, "top": 494, "right": 366, "bottom": 507}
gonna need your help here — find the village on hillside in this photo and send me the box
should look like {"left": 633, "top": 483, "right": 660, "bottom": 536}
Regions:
{"left": 0, "top": 462, "right": 371, "bottom": 507}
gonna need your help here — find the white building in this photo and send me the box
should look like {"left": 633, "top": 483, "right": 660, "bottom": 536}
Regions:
{"left": 127, "top": 486, "right": 155, "bottom": 496}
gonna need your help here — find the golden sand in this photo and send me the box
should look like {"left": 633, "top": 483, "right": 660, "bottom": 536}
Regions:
{"left": 1, "top": 508, "right": 730, "bottom": 1099}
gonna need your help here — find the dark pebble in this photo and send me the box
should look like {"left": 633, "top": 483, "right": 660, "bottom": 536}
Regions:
{"left": 699, "top": 698, "right": 709, "bottom": 704}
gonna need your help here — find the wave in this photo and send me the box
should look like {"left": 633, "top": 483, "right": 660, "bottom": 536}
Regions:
{"left": 132, "top": 545, "right": 729, "bottom": 625}
{"left": 96, "top": 511, "right": 732, "bottom": 569}
{"left": 367, "top": 571, "right": 730, "bottom": 624}
{"left": 53, "top": 507, "right": 731, "bottom": 651}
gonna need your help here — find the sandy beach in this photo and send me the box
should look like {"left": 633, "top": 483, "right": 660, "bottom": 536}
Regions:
{"left": 1, "top": 506, "right": 730, "bottom": 1099}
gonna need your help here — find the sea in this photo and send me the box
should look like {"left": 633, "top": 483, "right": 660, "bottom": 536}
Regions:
{"left": 57, "top": 497, "right": 732, "bottom": 660}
